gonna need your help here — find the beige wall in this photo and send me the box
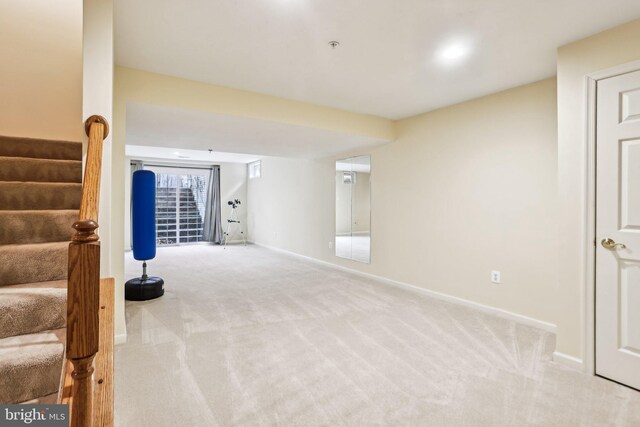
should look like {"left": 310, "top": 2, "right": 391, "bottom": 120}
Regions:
{"left": 0, "top": 1, "right": 83, "bottom": 140}
{"left": 556, "top": 18, "right": 640, "bottom": 361}
{"left": 249, "top": 78, "right": 559, "bottom": 328}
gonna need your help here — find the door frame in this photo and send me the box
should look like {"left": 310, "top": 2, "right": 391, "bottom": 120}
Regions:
{"left": 583, "top": 59, "right": 640, "bottom": 375}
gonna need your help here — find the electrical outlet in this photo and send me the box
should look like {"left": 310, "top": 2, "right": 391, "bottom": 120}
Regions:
{"left": 329, "top": 241, "right": 333, "bottom": 249}
{"left": 491, "top": 270, "right": 501, "bottom": 284}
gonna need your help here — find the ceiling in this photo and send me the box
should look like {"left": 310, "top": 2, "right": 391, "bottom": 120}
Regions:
{"left": 125, "top": 145, "right": 260, "bottom": 164}
{"left": 125, "top": 103, "right": 388, "bottom": 159}
{"left": 115, "top": 0, "right": 640, "bottom": 119}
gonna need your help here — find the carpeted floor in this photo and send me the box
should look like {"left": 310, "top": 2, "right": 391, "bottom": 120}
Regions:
{"left": 115, "top": 245, "right": 640, "bottom": 426}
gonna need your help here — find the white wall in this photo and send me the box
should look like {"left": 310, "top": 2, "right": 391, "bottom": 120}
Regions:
{"left": 249, "top": 158, "right": 334, "bottom": 253}
{"left": 83, "top": 0, "right": 114, "bottom": 285}
{"left": 123, "top": 159, "right": 248, "bottom": 249}
{"left": 248, "top": 78, "right": 559, "bottom": 328}
{"left": 219, "top": 163, "right": 249, "bottom": 242}
{"left": 82, "top": 0, "right": 117, "bottom": 339}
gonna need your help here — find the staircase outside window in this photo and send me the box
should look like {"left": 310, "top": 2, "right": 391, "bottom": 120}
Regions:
{"left": 146, "top": 166, "right": 208, "bottom": 246}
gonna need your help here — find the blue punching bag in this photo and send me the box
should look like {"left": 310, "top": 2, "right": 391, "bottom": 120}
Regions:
{"left": 125, "top": 170, "right": 164, "bottom": 301}
{"left": 132, "top": 170, "right": 156, "bottom": 261}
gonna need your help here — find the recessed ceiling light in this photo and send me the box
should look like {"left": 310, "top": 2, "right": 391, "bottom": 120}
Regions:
{"left": 439, "top": 43, "right": 469, "bottom": 63}
{"left": 328, "top": 41, "right": 340, "bottom": 49}
{"left": 441, "top": 45, "right": 466, "bottom": 59}
{"left": 173, "top": 151, "right": 180, "bottom": 156}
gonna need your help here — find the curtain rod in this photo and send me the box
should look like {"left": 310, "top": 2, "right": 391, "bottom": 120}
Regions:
{"left": 131, "top": 162, "right": 218, "bottom": 171}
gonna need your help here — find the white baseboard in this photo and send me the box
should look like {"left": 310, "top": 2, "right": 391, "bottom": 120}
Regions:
{"left": 115, "top": 333, "right": 127, "bottom": 346}
{"left": 552, "top": 351, "right": 584, "bottom": 371}
{"left": 252, "top": 242, "right": 557, "bottom": 334}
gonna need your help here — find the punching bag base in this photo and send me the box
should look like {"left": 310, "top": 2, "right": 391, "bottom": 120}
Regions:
{"left": 125, "top": 276, "right": 165, "bottom": 301}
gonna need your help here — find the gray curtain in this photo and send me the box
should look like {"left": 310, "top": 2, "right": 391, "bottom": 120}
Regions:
{"left": 202, "top": 166, "right": 223, "bottom": 244}
{"left": 130, "top": 161, "right": 144, "bottom": 249}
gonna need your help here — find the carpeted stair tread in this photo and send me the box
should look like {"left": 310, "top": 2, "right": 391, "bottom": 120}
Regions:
{"left": 0, "top": 286, "right": 66, "bottom": 339}
{"left": 0, "top": 242, "right": 68, "bottom": 286}
{"left": 0, "top": 136, "right": 82, "bottom": 406}
{"left": 0, "top": 157, "right": 82, "bottom": 183}
{"left": 0, "top": 182, "right": 81, "bottom": 210}
{"left": 19, "top": 392, "right": 59, "bottom": 405}
{"left": 0, "top": 210, "right": 77, "bottom": 245}
{"left": 0, "top": 135, "right": 81, "bottom": 161}
{"left": 0, "top": 329, "right": 65, "bottom": 404}
{"left": 3, "top": 279, "right": 67, "bottom": 290}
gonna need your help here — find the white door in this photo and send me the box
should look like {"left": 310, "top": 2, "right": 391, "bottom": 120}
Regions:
{"left": 596, "top": 69, "right": 640, "bottom": 390}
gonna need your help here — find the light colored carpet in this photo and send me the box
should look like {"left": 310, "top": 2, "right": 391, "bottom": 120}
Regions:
{"left": 116, "top": 245, "right": 640, "bottom": 426}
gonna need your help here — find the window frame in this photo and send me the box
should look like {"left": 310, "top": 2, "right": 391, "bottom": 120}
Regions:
{"left": 248, "top": 160, "right": 261, "bottom": 179}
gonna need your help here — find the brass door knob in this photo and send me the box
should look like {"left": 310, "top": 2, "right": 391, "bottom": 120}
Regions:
{"left": 601, "top": 238, "right": 626, "bottom": 250}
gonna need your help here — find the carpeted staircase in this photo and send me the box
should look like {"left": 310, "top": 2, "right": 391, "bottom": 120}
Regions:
{"left": 0, "top": 135, "right": 82, "bottom": 404}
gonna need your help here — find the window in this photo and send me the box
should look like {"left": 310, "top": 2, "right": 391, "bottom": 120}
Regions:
{"left": 248, "top": 161, "right": 261, "bottom": 179}
{"left": 145, "top": 166, "right": 209, "bottom": 246}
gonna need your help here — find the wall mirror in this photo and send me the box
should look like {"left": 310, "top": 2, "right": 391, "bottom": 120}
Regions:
{"left": 335, "top": 155, "right": 371, "bottom": 263}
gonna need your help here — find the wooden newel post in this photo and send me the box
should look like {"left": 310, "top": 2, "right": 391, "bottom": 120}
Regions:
{"left": 67, "top": 219, "right": 101, "bottom": 427}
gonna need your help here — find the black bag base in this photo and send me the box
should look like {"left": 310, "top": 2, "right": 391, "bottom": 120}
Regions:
{"left": 125, "top": 276, "right": 165, "bottom": 301}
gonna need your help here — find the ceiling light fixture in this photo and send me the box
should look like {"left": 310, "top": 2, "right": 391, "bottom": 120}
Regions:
{"left": 328, "top": 40, "right": 340, "bottom": 49}
{"left": 438, "top": 43, "right": 470, "bottom": 64}
{"left": 441, "top": 45, "right": 466, "bottom": 59}
{"left": 173, "top": 151, "right": 180, "bottom": 156}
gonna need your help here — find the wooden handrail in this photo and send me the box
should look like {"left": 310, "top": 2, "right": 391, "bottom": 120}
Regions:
{"left": 79, "top": 115, "right": 109, "bottom": 222}
{"left": 66, "top": 115, "right": 109, "bottom": 427}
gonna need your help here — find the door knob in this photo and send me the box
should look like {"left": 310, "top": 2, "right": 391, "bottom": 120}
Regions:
{"left": 601, "top": 238, "right": 626, "bottom": 250}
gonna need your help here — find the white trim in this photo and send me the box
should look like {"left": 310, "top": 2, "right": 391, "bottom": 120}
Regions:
{"left": 583, "top": 60, "right": 640, "bottom": 375}
{"left": 115, "top": 333, "right": 127, "bottom": 345}
{"left": 253, "top": 242, "right": 557, "bottom": 333}
{"left": 223, "top": 239, "right": 246, "bottom": 245}
{"left": 583, "top": 75, "right": 597, "bottom": 375}
{"left": 587, "top": 59, "right": 640, "bottom": 81}
{"left": 553, "top": 351, "right": 584, "bottom": 371}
